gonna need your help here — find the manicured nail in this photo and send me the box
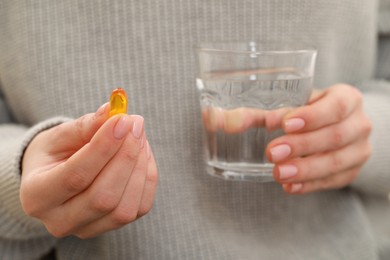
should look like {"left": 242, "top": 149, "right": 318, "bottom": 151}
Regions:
{"left": 270, "top": 144, "right": 291, "bottom": 162}
{"left": 284, "top": 118, "right": 305, "bottom": 132}
{"left": 114, "top": 116, "right": 132, "bottom": 140}
{"left": 290, "top": 183, "right": 303, "bottom": 193}
{"left": 132, "top": 116, "right": 144, "bottom": 139}
{"left": 278, "top": 165, "right": 298, "bottom": 179}
{"left": 146, "top": 141, "right": 151, "bottom": 159}
{"left": 96, "top": 103, "right": 109, "bottom": 116}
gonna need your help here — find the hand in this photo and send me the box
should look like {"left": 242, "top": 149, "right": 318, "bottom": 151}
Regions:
{"left": 20, "top": 104, "right": 158, "bottom": 238}
{"left": 266, "top": 84, "right": 372, "bottom": 194}
{"left": 202, "top": 106, "right": 291, "bottom": 133}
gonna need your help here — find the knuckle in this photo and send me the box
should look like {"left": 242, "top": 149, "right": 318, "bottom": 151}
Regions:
{"left": 112, "top": 208, "right": 137, "bottom": 225}
{"left": 361, "top": 116, "right": 373, "bottom": 137}
{"left": 92, "top": 138, "right": 115, "bottom": 158}
{"left": 74, "top": 233, "right": 88, "bottom": 239}
{"left": 21, "top": 199, "right": 42, "bottom": 217}
{"left": 46, "top": 224, "right": 70, "bottom": 238}
{"left": 146, "top": 166, "right": 158, "bottom": 184}
{"left": 334, "top": 96, "right": 349, "bottom": 121}
{"left": 131, "top": 158, "right": 149, "bottom": 177}
{"left": 346, "top": 169, "right": 360, "bottom": 184}
{"left": 90, "top": 191, "right": 119, "bottom": 213}
{"left": 294, "top": 189, "right": 307, "bottom": 195}
{"left": 65, "top": 167, "right": 90, "bottom": 193}
{"left": 138, "top": 205, "right": 153, "bottom": 218}
{"left": 333, "top": 172, "right": 357, "bottom": 190}
{"left": 293, "top": 162, "right": 310, "bottom": 182}
{"left": 334, "top": 85, "right": 363, "bottom": 120}
{"left": 330, "top": 127, "right": 345, "bottom": 148}
{"left": 286, "top": 184, "right": 306, "bottom": 195}
{"left": 350, "top": 86, "right": 363, "bottom": 102}
{"left": 294, "top": 137, "right": 310, "bottom": 155}
{"left": 319, "top": 178, "right": 334, "bottom": 191}
{"left": 336, "top": 83, "right": 354, "bottom": 93}
{"left": 329, "top": 153, "right": 344, "bottom": 175}
{"left": 363, "top": 143, "right": 373, "bottom": 162}
{"left": 118, "top": 146, "right": 140, "bottom": 162}
{"left": 20, "top": 189, "right": 43, "bottom": 217}
{"left": 74, "top": 115, "right": 89, "bottom": 143}
{"left": 74, "top": 232, "right": 96, "bottom": 239}
{"left": 224, "top": 109, "right": 246, "bottom": 133}
{"left": 350, "top": 141, "right": 372, "bottom": 168}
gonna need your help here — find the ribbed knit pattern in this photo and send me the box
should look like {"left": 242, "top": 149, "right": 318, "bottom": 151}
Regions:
{"left": 376, "top": 37, "right": 390, "bottom": 80}
{"left": 354, "top": 82, "right": 390, "bottom": 197}
{"left": 379, "top": 0, "right": 390, "bottom": 34}
{"left": 0, "top": 119, "right": 67, "bottom": 260}
{"left": 0, "top": 0, "right": 389, "bottom": 259}
{"left": 360, "top": 195, "right": 390, "bottom": 260}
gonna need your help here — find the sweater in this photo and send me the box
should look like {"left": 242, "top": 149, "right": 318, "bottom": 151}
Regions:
{"left": 0, "top": 0, "right": 390, "bottom": 259}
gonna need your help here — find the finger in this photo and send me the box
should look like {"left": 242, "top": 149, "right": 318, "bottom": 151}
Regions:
{"left": 137, "top": 141, "right": 158, "bottom": 218}
{"left": 22, "top": 103, "right": 110, "bottom": 173}
{"left": 202, "top": 107, "right": 267, "bottom": 133}
{"left": 264, "top": 107, "right": 293, "bottom": 131}
{"left": 307, "top": 88, "right": 325, "bottom": 104}
{"left": 71, "top": 139, "right": 150, "bottom": 239}
{"left": 282, "top": 84, "right": 363, "bottom": 133}
{"left": 29, "top": 115, "right": 135, "bottom": 211}
{"left": 202, "top": 107, "right": 224, "bottom": 132}
{"left": 267, "top": 110, "right": 370, "bottom": 163}
{"left": 273, "top": 139, "right": 372, "bottom": 183}
{"left": 46, "top": 116, "right": 145, "bottom": 236}
{"left": 282, "top": 166, "right": 361, "bottom": 195}
{"left": 46, "top": 103, "right": 110, "bottom": 154}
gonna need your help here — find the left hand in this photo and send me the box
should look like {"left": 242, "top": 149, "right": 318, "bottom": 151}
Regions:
{"left": 266, "top": 84, "right": 372, "bottom": 194}
{"left": 20, "top": 104, "right": 158, "bottom": 238}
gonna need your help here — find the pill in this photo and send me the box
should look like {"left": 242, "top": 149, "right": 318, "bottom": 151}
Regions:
{"left": 109, "top": 88, "right": 128, "bottom": 117}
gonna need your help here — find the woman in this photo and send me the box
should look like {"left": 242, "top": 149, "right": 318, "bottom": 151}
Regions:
{"left": 0, "top": 0, "right": 389, "bottom": 259}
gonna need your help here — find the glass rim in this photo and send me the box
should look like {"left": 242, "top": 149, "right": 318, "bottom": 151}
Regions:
{"left": 195, "top": 41, "right": 317, "bottom": 55}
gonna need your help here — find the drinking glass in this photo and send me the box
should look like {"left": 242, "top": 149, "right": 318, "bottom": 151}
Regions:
{"left": 196, "top": 42, "right": 317, "bottom": 182}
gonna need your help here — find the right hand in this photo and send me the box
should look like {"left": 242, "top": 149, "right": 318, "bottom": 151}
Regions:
{"left": 20, "top": 104, "right": 158, "bottom": 239}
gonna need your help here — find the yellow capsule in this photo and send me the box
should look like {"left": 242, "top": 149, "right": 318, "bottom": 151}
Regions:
{"left": 109, "top": 88, "right": 128, "bottom": 117}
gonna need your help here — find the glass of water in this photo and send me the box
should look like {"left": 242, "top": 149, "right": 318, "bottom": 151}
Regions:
{"left": 195, "top": 42, "right": 317, "bottom": 182}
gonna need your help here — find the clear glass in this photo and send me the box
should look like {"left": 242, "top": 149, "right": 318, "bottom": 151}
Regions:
{"left": 196, "top": 42, "right": 317, "bottom": 182}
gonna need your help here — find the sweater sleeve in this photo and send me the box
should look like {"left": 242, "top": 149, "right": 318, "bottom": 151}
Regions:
{"left": 378, "top": 0, "right": 390, "bottom": 35}
{"left": 0, "top": 119, "right": 73, "bottom": 259}
{"left": 351, "top": 2, "right": 390, "bottom": 197}
{"left": 0, "top": 117, "right": 71, "bottom": 240}
{"left": 0, "top": 88, "right": 72, "bottom": 258}
{"left": 351, "top": 80, "right": 390, "bottom": 197}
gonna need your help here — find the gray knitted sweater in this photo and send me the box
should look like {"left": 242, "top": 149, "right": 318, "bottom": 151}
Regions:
{"left": 1, "top": 1, "right": 390, "bottom": 259}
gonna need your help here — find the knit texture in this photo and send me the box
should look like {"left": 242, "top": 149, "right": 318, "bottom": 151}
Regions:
{"left": 0, "top": 118, "right": 68, "bottom": 260}
{"left": 353, "top": 81, "right": 390, "bottom": 197}
{"left": 0, "top": 0, "right": 389, "bottom": 259}
{"left": 379, "top": 0, "right": 390, "bottom": 34}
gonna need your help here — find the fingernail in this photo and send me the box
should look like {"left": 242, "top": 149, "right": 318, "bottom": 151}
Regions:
{"left": 132, "top": 116, "right": 144, "bottom": 139}
{"left": 146, "top": 141, "right": 151, "bottom": 159}
{"left": 284, "top": 118, "right": 305, "bottom": 132}
{"left": 278, "top": 165, "right": 298, "bottom": 179}
{"left": 114, "top": 116, "right": 132, "bottom": 140}
{"left": 96, "top": 103, "right": 109, "bottom": 116}
{"left": 290, "top": 183, "right": 303, "bottom": 193}
{"left": 270, "top": 144, "right": 291, "bottom": 162}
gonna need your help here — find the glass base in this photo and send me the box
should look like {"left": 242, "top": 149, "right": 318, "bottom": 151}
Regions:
{"left": 206, "top": 163, "right": 274, "bottom": 182}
